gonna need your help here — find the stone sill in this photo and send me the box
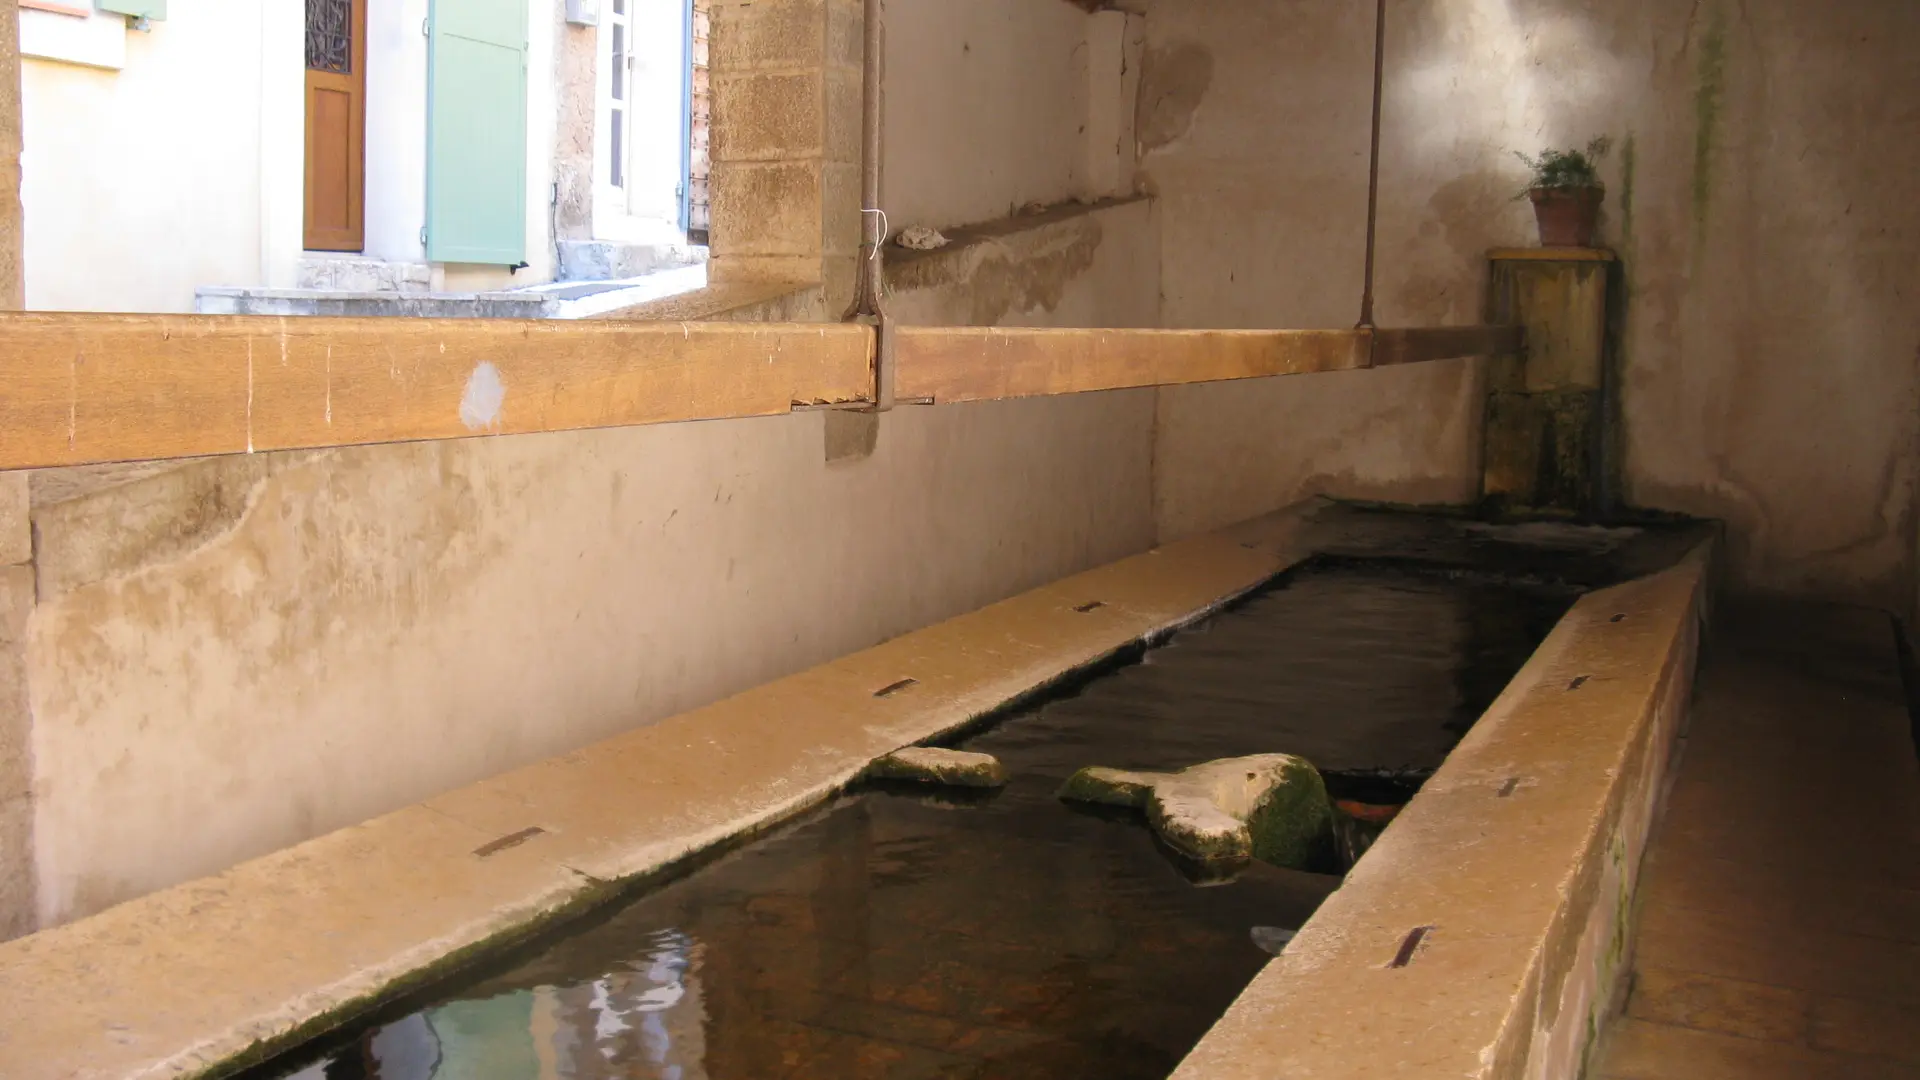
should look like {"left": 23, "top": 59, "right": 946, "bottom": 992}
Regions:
{"left": 194, "top": 287, "right": 563, "bottom": 319}
{"left": 887, "top": 195, "right": 1150, "bottom": 280}
{"left": 588, "top": 278, "right": 818, "bottom": 322}
{"left": 194, "top": 286, "right": 548, "bottom": 304}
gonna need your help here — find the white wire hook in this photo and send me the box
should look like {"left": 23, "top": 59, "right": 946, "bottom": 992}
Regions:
{"left": 860, "top": 207, "right": 889, "bottom": 262}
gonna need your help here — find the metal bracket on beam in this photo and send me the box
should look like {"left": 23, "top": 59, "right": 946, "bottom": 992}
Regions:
{"left": 870, "top": 313, "right": 897, "bottom": 413}
{"left": 818, "top": 315, "right": 897, "bottom": 413}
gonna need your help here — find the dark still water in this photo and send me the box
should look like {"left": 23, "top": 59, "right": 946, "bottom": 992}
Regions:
{"left": 269, "top": 563, "right": 1573, "bottom": 1080}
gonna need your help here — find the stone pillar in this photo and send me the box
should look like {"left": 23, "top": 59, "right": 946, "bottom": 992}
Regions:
{"left": 706, "top": 0, "right": 862, "bottom": 313}
{"left": 0, "top": 0, "right": 34, "bottom": 941}
{"left": 1480, "top": 248, "right": 1617, "bottom": 519}
{"left": 552, "top": 2, "right": 598, "bottom": 246}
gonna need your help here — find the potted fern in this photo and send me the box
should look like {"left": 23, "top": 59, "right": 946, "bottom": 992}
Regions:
{"left": 1517, "top": 137, "right": 1611, "bottom": 247}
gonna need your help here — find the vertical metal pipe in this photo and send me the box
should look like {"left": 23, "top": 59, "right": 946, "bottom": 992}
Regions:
{"left": 844, "top": 0, "right": 885, "bottom": 320}
{"left": 1357, "top": 0, "right": 1387, "bottom": 331}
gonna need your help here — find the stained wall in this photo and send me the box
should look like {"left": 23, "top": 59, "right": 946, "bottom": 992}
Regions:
{"left": 1137, "top": 0, "right": 1920, "bottom": 607}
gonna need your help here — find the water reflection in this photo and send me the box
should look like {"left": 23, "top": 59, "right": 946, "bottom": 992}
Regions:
{"left": 295, "top": 932, "right": 706, "bottom": 1080}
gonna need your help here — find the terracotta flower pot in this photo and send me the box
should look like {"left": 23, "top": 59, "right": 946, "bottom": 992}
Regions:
{"left": 1527, "top": 186, "right": 1603, "bottom": 247}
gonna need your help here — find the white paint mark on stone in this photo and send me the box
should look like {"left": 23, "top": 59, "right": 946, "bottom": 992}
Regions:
{"left": 324, "top": 346, "right": 333, "bottom": 425}
{"left": 246, "top": 338, "right": 255, "bottom": 453}
{"left": 459, "top": 361, "right": 506, "bottom": 430}
{"left": 67, "top": 350, "right": 78, "bottom": 449}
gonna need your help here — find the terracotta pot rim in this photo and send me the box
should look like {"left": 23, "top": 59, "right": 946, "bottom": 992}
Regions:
{"left": 1527, "top": 185, "right": 1605, "bottom": 200}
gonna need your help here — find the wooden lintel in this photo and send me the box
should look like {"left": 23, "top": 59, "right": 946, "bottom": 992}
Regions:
{"left": 0, "top": 315, "right": 1522, "bottom": 471}
{"left": 892, "top": 325, "right": 1522, "bottom": 404}
{"left": 1370, "top": 325, "right": 1524, "bottom": 368}
{"left": 893, "top": 327, "right": 1369, "bottom": 404}
{"left": 0, "top": 313, "right": 873, "bottom": 471}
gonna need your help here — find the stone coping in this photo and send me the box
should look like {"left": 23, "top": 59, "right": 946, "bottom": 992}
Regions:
{"left": 1171, "top": 536, "right": 1715, "bottom": 1080}
{"left": 884, "top": 195, "right": 1149, "bottom": 290}
{"left": 0, "top": 502, "right": 1328, "bottom": 1080}
{"left": 194, "top": 287, "right": 549, "bottom": 304}
{"left": 586, "top": 278, "right": 818, "bottom": 322}
{"left": 885, "top": 195, "right": 1149, "bottom": 272}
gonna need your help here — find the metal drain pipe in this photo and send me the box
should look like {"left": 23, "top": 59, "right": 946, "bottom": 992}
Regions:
{"left": 1356, "top": 0, "right": 1387, "bottom": 336}
{"left": 842, "top": 0, "right": 894, "bottom": 410}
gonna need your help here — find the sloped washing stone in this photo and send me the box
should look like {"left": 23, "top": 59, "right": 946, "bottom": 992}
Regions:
{"left": 866, "top": 747, "right": 1009, "bottom": 788}
{"left": 1060, "top": 754, "right": 1336, "bottom": 870}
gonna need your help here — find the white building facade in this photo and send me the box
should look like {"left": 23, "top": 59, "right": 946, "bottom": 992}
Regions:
{"left": 17, "top": 0, "right": 700, "bottom": 314}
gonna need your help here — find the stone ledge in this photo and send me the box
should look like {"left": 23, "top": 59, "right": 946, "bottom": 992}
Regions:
{"left": 1170, "top": 535, "right": 1716, "bottom": 1080}
{"left": 194, "top": 287, "right": 562, "bottom": 319}
{"left": 589, "top": 278, "right": 819, "bottom": 322}
{"left": 0, "top": 501, "right": 1332, "bottom": 1080}
{"left": 884, "top": 196, "right": 1154, "bottom": 326}
{"left": 887, "top": 195, "right": 1149, "bottom": 277}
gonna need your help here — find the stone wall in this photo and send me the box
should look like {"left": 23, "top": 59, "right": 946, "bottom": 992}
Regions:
{"left": 1134, "top": 0, "right": 1920, "bottom": 608}
{"left": 551, "top": 1, "right": 597, "bottom": 245}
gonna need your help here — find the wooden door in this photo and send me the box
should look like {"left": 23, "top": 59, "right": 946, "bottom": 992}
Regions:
{"left": 304, "top": 0, "right": 367, "bottom": 252}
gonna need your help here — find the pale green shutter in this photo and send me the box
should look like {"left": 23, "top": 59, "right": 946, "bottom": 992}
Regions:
{"left": 426, "top": 0, "right": 529, "bottom": 265}
{"left": 96, "top": 0, "right": 166, "bottom": 19}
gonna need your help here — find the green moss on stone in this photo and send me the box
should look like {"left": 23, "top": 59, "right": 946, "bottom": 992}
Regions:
{"left": 1246, "top": 758, "right": 1338, "bottom": 873}
{"left": 1692, "top": 5, "right": 1727, "bottom": 238}
{"left": 1618, "top": 132, "right": 1637, "bottom": 245}
{"left": 867, "top": 747, "right": 1009, "bottom": 789}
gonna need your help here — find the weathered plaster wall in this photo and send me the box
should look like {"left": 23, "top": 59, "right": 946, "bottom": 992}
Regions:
{"left": 883, "top": 0, "right": 1143, "bottom": 232}
{"left": 1141, "top": 0, "right": 1488, "bottom": 541}
{"left": 1138, "top": 0, "right": 1920, "bottom": 606}
{"left": 26, "top": 381, "right": 1155, "bottom": 925}
{"left": 882, "top": 0, "right": 1088, "bottom": 230}
{"left": 1601, "top": 1, "right": 1920, "bottom": 608}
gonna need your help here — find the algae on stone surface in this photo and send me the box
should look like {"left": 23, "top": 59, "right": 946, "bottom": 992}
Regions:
{"left": 1056, "top": 766, "right": 1158, "bottom": 807}
{"left": 866, "top": 747, "right": 1009, "bottom": 789}
{"left": 1060, "top": 754, "right": 1336, "bottom": 871}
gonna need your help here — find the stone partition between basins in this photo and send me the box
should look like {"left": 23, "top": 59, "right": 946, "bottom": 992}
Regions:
{"left": 1172, "top": 538, "right": 1716, "bottom": 1080}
